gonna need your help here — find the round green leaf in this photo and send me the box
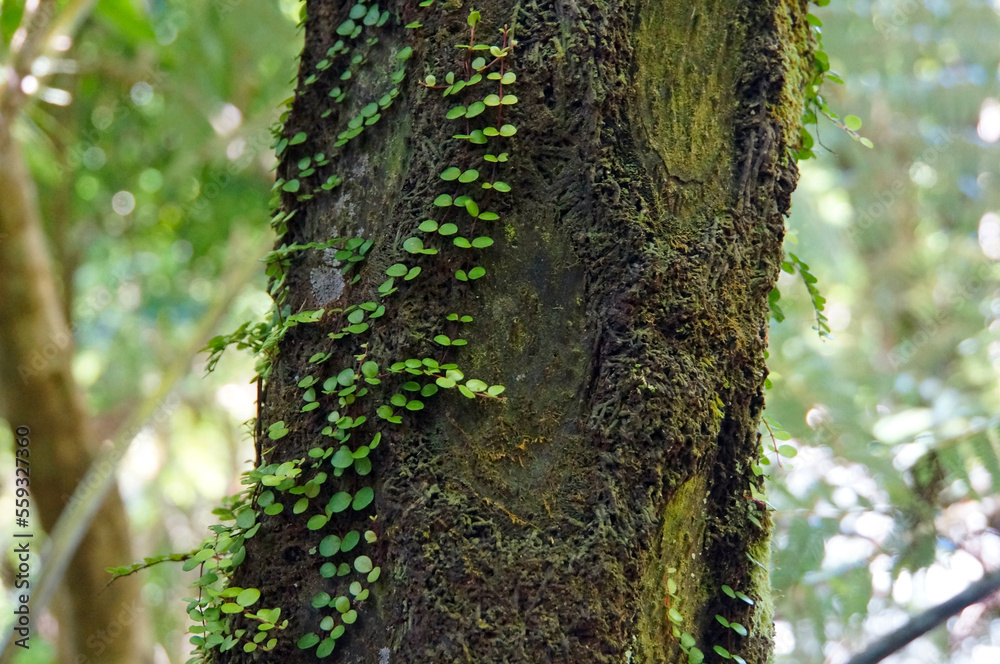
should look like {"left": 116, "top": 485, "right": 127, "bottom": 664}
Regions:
{"left": 419, "top": 219, "right": 439, "bottom": 232}
{"left": 439, "top": 223, "right": 458, "bottom": 236}
{"left": 459, "top": 169, "right": 479, "bottom": 183}
{"left": 307, "top": 514, "right": 329, "bottom": 530}
{"left": 354, "top": 555, "right": 373, "bottom": 573}
{"left": 434, "top": 194, "right": 453, "bottom": 206}
{"left": 352, "top": 486, "right": 375, "bottom": 510}
{"left": 341, "top": 530, "right": 361, "bottom": 552}
{"left": 844, "top": 114, "right": 862, "bottom": 131}
{"left": 298, "top": 633, "right": 320, "bottom": 649}
{"left": 329, "top": 492, "right": 352, "bottom": 513}
{"left": 319, "top": 535, "right": 342, "bottom": 556}
{"left": 466, "top": 101, "right": 486, "bottom": 118}
{"left": 386, "top": 263, "right": 408, "bottom": 277}
{"left": 316, "top": 637, "right": 336, "bottom": 657}
{"left": 236, "top": 587, "right": 260, "bottom": 607}
{"left": 472, "top": 236, "right": 494, "bottom": 248}
{"left": 441, "top": 167, "right": 461, "bottom": 181}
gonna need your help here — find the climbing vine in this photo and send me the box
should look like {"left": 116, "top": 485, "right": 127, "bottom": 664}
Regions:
{"left": 111, "top": 3, "right": 518, "bottom": 661}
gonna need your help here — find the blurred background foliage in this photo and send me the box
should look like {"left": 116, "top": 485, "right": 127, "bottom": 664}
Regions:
{"left": 767, "top": 1, "right": 1000, "bottom": 663}
{"left": 1, "top": 0, "right": 1000, "bottom": 663}
{"left": 0, "top": 0, "right": 301, "bottom": 661}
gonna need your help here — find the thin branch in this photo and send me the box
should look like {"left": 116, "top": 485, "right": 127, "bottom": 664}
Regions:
{"left": 846, "top": 570, "right": 1000, "bottom": 664}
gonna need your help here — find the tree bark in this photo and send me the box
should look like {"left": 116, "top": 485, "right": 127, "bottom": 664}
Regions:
{"left": 224, "top": 0, "right": 811, "bottom": 662}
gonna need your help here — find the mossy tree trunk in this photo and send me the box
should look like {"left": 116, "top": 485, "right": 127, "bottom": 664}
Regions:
{"left": 223, "top": 0, "right": 810, "bottom": 662}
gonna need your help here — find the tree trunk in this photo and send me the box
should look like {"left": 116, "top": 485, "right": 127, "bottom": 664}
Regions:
{"left": 0, "top": 127, "right": 148, "bottom": 664}
{"left": 222, "top": 0, "right": 810, "bottom": 662}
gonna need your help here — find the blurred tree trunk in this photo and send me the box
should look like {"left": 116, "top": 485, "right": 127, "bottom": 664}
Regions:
{"left": 225, "top": 0, "right": 811, "bottom": 662}
{"left": 0, "top": 32, "right": 150, "bottom": 664}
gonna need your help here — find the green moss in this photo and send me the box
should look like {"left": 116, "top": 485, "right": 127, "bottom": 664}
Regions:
{"left": 633, "top": 1, "right": 743, "bottom": 187}
{"left": 634, "top": 474, "right": 711, "bottom": 663}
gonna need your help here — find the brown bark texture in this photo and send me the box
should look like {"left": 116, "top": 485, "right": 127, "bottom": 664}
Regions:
{"left": 224, "top": 0, "right": 811, "bottom": 662}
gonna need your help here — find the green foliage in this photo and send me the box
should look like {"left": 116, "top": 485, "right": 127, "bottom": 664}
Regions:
{"left": 797, "top": 0, "right": 872, "bottom": 160}
{"left": 158, "top": 5, "right": 518, "bottom": 660}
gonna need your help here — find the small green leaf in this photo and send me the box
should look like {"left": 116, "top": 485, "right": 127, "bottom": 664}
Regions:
{"left": 441, "top": 167, "right": 461, "bottom": 181}
{"left": 466, "top": 379, "right": 487, "bottom": 392}
{"left": 777, "top": 445, "right": 798, "bottom": 458}
{"left": 419, "top": 219, "right": 439, "bottom": 232}
{"left": 320, "top": 535, "right": 342, "bottom": 557}
{"left": 386, "top": 263, "right": 408, "bottom": 277}
{"left": 721, "top": 585, "right": 736, "bottom": 599}
{"left": 405, "top": 266, "right": 421, "bottom": 281}
{"left": 289, "top": 132, "right": 307, "bottom": 145}
{"left": 403, "top": 237, "right": 425, "bottom": 253}
{"left": 434, "top": 335, "right": 452, "bottom": 346}
{"left": 715, "top": 614, "right": 730, "bottom": 628}
{"left": 467, "top": 10, "right": 481, "bottom": 26}
{"left": 453, "top": 237, "right": 472, "bottom": 248}
{"left": 499, "top": 124, "right": 517, "bottom": 136}
{"left": 484, "top": 94, "right": 501, "bottom": 106}
{"left": 844, "top": 114, "right": 862, "bottom": 131}
{"left": 236, "top": 588, "right": 261, "bottom": 607}
{"left": 472, "top": 237, "right": 494, "bottom": 248}
{"left": 447, "top": 106, "right": 467, "bottom": 119}
{"left": 486, "top": 385, "right": 505, "bottom": 396}
{"left": 713, "top": 646, "right": 731, "bottom": 659}
{"left": 492, "top": 181, "right": 511, "bottom": 193}
{"left": 501, "top": 72, "right": 516, "bottom": 85}
{"left": 307, "top": 514, "right": 329, "bottom": 530}
{"left": 439, "top": 223, "right": 458, "bottom": 236}
{"left": 352, "top": 487, "right": 375, "bottom": 510}
{"left": 468, "top": 266, "right": 486, "bottom": 279}
{"left": 341, "top": 530, "right": 361, "bottom": 552}
{"left": 478, "top": 211, "right": 499, "bottom": 221}
{"left": 434, "top": 194, "right": 453, "bottom": 206}
{"left": 397, "top": 46, "right": 413, "bottom": 61}
{"left": 668, "top": 608, "right": 683, "bottom": 624}
{"left": 329, "top": 492, "right": 352, "bottom": 513}
{"left": 298, "top": 633, "right": 320, "bottom": 649}
{"left": 459, "top": 169, "right": 479, "bottom": 183}
{"left": 466, "top": 101, "right": 486, "bottom": 118}
{"left": 455, "top": 270, "right": 468, "bottom": 281}
{"left": 354, "top": 555, "right": 373, "bottom": 573}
